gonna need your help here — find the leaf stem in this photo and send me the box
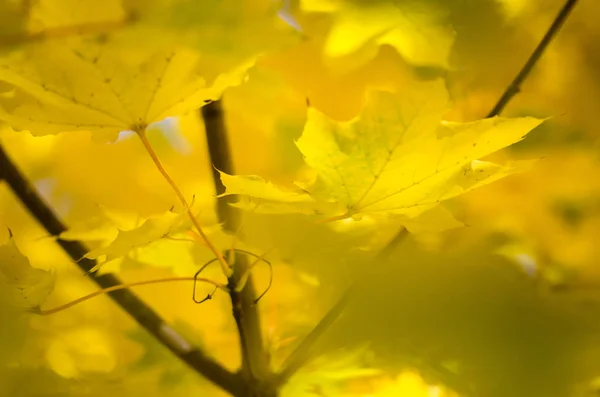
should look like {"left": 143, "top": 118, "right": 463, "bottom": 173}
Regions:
{"left": 36, "top": 276, "right": 227, "bottom": 316}
{"left": 0, "top": 143, "right": 244, "bottom": 396}
{"left": 487, "top": 0, "right": 579, "bottom": 117}
{"left": 316, "top": 212, "right": 351, "bottom": 224}
{"left": 136, "top": 129, "right": 232, "bottom": 278}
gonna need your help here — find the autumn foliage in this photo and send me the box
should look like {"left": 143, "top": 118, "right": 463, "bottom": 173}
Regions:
{"left": 0, "top": 1, "right": 598, "bottom": 397}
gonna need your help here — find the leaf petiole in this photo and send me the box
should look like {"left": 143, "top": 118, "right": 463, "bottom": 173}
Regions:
{"left": 34, "top": 276, "right": 227, "bottom": 316}
{"left": 136, "top": 128, "right": 233, "bottom": 278}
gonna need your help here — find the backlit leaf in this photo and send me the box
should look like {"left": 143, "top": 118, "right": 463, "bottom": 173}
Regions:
{"left": 218, "top": 172, "right": 327, "bottom": 215}
{"left": 0, "top": 39, "right": 249, "bottom": 141}
{"left": 299, "top": 81, "right": 541, "bottom": 219}
{"left": 303, "top": 0, "right": 454, "bottom": 68}
{"left": 0, "top": 239, "right": 55, "bottom": 310}
{"left": 223, "top": 80, "right": 543, "bottom": 226}
{"left": 83, "top": 209, "right": 186, "bottom": 259}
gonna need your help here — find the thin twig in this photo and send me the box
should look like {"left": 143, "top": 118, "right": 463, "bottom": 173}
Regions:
{"left": 37, "top": 276, "right": 226, "bottom": 316}
{"left": 0, "top": 143, "right": 245, "bottom": 397}
{"left": 193, "top": 258, "right": 222, "bottom": 303}
{"left": 275, "top": 228, "right": 409, "bottom": 386}
{"left": 191, "top": 250, "right": 273, "bottom": 305}
{"left": 487, "top": 0, "right": 579, "bottom": 117}
{"left": 201, "top": 100, "right": 273, "bottom": 394}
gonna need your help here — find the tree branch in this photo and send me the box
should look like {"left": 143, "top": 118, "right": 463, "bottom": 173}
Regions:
{"left": 0, "top": 143, "right": 244, "bottom": 396}
{"left": 487, "top": 0, "right": 579, "bottom": 117}
{"left": 202, "top": 100, "right": 273, "bottom": 395}
{"left": 275, "top": 287, "right": 353, "bottom": 386}
{"left": 275, "top": 228, "right": 409, "bottom": 386}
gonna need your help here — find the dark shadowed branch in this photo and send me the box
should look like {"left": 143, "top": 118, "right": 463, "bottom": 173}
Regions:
{"left": 275, "top": 228, "right": 409, "bottom": 386}
{"left": 201, "top": 100, "right": 274, "bottom": 396}
{"left": 487, "top": 0, "right": 579, "bottom": 117}
{"left": 0, "top": 143, "right": 244, "bottom": 397}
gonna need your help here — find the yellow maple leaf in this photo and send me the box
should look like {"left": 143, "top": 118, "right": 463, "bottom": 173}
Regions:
{"left": 301, "top": 0, "right": 454, "bottom": 68}
{"left": 297, "top": 80, "right": 542, "bottom": 220}
{"left": 0, "top": 37, "right": 250, "bottom": 141}
{"left": 221, "top": 79, "right": 543, "bottom": 226}
{"left": 0, "top": 239, "right": 55, "bottom": 310}
{"left": 83, "top": 209, "right": 188, "bottom": 262}
{"left": 77, "top": 206, "right": 232, "bottom": 274}
{"left": 0, "top": 0, "right": 291, "bottom": 141}
{"left": 218, "top": 172, "right": 326, "bottom": 215}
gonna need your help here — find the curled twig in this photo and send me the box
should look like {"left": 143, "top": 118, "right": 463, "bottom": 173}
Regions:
{"left": 192, "top": 249, "right": 274, "bottom": 305}
{"left": 193, "top": 258, "right": 222, "bottom": 303}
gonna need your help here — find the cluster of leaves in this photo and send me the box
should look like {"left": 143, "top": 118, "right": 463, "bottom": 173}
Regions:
{"left": 1, "top": 0, "right": 600, "bottom": 397}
